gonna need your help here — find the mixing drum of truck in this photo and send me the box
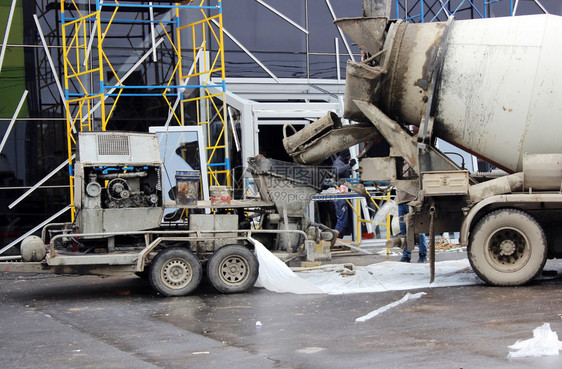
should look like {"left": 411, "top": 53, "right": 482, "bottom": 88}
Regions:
{"left": 284, "top": 13, "right": 562, "bottom": 286}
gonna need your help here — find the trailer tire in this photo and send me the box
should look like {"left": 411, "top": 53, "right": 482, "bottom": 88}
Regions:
{"left": 207, "top": 245, "right": 258, "bottom": 294}
{"left": 149, "top": 248, "right": 202, "bottom": 296}
{"left": 468, "top": 208, "right": 547, "bottom": 286}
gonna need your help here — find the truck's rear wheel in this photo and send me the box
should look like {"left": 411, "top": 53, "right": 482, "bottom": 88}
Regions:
{"left": 149, "top": 248, "right": 202, "bottom": 296}
{"left": 468, "top": 208, "right": 547, "bottom": 286}
{"left": 207, "top": 245, "right": 258, "bottom": 293}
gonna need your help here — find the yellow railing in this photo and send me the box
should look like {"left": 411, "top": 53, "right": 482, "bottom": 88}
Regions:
{"left": 346, "top": 187, "right": 393, "bottom": 241}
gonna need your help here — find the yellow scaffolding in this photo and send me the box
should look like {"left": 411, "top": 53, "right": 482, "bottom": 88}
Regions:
{"left": 60, "top": 0, "right": 229, "bottom": 217}
{"left": 60, "top": 6, "right": 105, "bottom": 219}
{"left": 176, "top": 1, "right": 229, "bottom": 186}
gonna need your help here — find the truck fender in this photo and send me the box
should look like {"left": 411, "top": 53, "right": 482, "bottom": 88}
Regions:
{"left": 460, "top": 195, "right": 511, "bottom": 247}
{"left": 460, "top": 192, "right": 562, "bottom": 246}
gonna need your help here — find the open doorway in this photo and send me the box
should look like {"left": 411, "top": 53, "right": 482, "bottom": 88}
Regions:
{"left": 258, "top": 124, "right": 305, "bottom": 161}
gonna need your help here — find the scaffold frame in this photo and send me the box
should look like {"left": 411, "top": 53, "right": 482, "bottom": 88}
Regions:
{"left": 394, "top": 0, "right": 548, "bottom": 22}
{"left": 60, "top": 0, "right": 229, "bottom": 216}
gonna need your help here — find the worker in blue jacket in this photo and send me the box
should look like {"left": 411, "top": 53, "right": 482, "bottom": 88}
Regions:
{"left": 332, "top": 149, "right": 356, "bottom": 238}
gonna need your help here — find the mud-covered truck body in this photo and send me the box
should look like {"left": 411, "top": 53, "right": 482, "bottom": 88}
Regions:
{"left": 1, "top": 132, "right": 334, "bottom": 296}
{"left": 285, "top": 13, "right": 562, "bottom": 285}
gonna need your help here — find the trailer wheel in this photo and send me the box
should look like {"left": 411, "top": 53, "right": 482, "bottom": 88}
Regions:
{"left": 149, "top": 248, "right": 202, "bottom": 296}
{"left": 468, "top": 208, "right": 547, "bottom": 286}
{"left": 207, "top": 245, "right": 258, "bottom": 294}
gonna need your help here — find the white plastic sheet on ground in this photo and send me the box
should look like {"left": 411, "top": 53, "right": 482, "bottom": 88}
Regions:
{"left": 508, "top": 323, "right": 562, "bottom": 358}
{"left": 253, "top": 239, "right": 323, "bottom": 294}
{"left": 355, "top": 292, "right": 426, "bottom": 322}
{"left": 250, "top": 238, "right": 482, "bottom": 295}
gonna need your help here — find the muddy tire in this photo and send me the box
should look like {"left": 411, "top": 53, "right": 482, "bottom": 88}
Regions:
{"left": 149, "top": 248, "right": 202, "bottom": 296}
{"left": 207, "top": 245, "right": 258, "bottom": 294}
{"left": 468, "top": 208, "right": 547, "bottom": 286}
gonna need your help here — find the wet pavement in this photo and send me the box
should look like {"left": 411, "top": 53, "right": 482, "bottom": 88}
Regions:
{"left": 2, "top": 254, "right": 562, "bottom": 369}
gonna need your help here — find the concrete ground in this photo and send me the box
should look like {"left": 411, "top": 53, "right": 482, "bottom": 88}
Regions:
{"left": 2, "top": 250, "right": 562, "bottom": 369}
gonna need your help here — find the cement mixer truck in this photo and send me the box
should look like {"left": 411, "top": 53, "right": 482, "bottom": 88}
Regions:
{"left": 284, "top": 13, "right": 562, "bottom": 286}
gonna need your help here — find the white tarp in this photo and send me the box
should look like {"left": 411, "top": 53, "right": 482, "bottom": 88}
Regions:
{"left": 254, "top": 239, "right": 324, "bottom": 294}
{"left": 251, "top": 238, "right": 482, "bottom": 295}
{"left": 508, "top": 323, "right": 562, "bottom": 358}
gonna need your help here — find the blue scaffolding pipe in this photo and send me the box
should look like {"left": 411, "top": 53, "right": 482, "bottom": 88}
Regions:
{"left": 102, "top": 84, "right": 227, "bottom": 90}
{"left": 470, "top": 0, "right": 485, "bottom": 18}
{"left": 403, "top": 13, "right": 423, "bottom": 21}
{"left": 64, "top": 92, "right": 121, "bottom": 97}
{"left": 96, "top": 3, "right": 220, "bottom": 11}
{"left": 63, "top": 17, "right": 176, "bottom": 25}
{"left": 396, "top": 0, "right": 511, "bottom": 22}
{"left": 429, "top": 2, "right": 451, "bottom": 22}
{"left": 484, "top": 0, "right": 514, "bottom": 17}
{"left": 66, "top": 84, "right": 226, "bottom": 97}
{"left": 450, "top": 0, "right": 484, "bottom": 18}
{"left": 104, "top": 93, "right": 172, "bottom": 97}
{"left": 394, "top": 0, "right": 424, "bottom": 21}
{"left": 207, "top": 157, "right": 230, "bottom": 170}
{"left": 61, "top": 0, "right": 230, "bottom": 186}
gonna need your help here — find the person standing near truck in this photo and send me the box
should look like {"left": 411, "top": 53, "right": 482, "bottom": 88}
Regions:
{"left": 332, "top": 149, "right": 356, "bottom": 238}
{"left": 396, "top": 187, "right": 427, "bottom": 263}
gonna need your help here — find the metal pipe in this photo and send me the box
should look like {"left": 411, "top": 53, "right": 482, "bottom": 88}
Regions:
{"left": 0, "top": 90, "right": 28, "bottom": 155}
{"left": 212, "top": 19, "right": 281, "bottom": 83}
{"left": 33, "top": 14, "right": 67, "bottom": 122}
{"left": 255, "top": 0, "right": 309, "bottom": 34}
{"left": 9, "top": 155, "right": 75, "bottom": 209}
{"left": 0, "top": 206, "right": 71, "bottom": 256}
{"left": 0, "top": 0, "right": 17, "bottom": 75}
{"left": 325, "top": 0, "right": 356, "bottom": 61}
